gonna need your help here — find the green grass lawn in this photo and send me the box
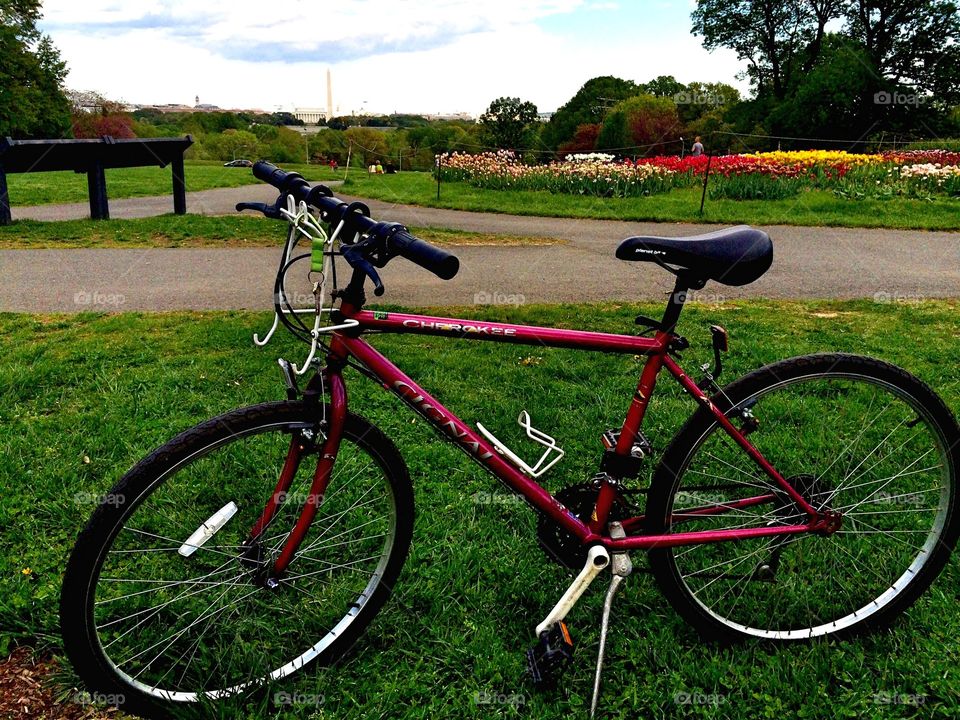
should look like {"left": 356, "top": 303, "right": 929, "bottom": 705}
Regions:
{"left": 0, "top": 215, "right": 559, "bottom": 249}
{"left": 10, "top": 162, "right": 960, "bottom": 231}
{"left": 341, "top": 171, "right": 960, "bottom": 231}
{"left": 4, "top": 161, "right": 341, "bottom": 207}
{"left": 2, "top": 301, "right": 960, "bottom": 719}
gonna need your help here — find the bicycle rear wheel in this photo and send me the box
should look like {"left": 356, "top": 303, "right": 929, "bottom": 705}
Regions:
{"left": 646, "top": 354, "right": 960, "bottom": 641}
{"left": 60, "top": 401, "right": 413, "bottom": 715}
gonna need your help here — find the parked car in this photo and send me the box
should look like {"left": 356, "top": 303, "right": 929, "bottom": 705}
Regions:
{"left": 223, "top": 159, "right": 254, "bottom": 167}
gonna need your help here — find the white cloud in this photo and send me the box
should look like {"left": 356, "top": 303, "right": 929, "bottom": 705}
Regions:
{"left": 40, "top": 0, "right": 746, "bottom": 114}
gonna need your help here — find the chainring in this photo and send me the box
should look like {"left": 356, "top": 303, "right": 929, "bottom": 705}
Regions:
{"left": 537, "top": 483, "right": 634, "bottom": 570}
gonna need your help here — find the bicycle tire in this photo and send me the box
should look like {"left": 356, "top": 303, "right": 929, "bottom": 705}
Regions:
{"left": 646, "top": 353, "right": 960, "bottom": 642}
{"left": 60, "top": 401, "right": 413, "bottom": 716}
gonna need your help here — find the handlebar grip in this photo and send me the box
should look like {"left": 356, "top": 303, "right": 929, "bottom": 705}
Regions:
{"left": 253, "top": 160, "right": 282, "bottom": 184}
{"left": 252, "top": 160, "right": 310, "bottom": 201}
{"left": 390, "top": 231, "right": 460, "bottom": 280}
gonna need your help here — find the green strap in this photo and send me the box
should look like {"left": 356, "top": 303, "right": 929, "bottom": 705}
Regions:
{"left": 311, "top": 233, "right": 325, "bottom": 273}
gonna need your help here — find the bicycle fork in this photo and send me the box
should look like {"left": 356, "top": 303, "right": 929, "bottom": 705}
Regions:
{"left": 244, "top": 365, "right": 348, "bottom": 581}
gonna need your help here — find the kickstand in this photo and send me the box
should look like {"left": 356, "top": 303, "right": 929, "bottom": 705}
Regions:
{"left": 590, "top": 523, "right": 632, "bottom": 719}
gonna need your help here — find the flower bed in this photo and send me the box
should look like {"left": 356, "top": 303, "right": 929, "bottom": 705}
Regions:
{"left": 436, "top": 149, "right": 960, "bottom": 201}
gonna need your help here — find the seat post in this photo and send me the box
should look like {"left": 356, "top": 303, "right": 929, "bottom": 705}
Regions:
{"left": 659, "top": 273, "right": 696, "bottom": 334}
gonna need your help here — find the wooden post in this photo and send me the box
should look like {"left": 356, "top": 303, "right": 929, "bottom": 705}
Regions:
{"left": 0, "top": 163, "right": 10, "bottom": 226}
{"left": 171, "top": 154, "right": 187, "bottom": 215}
{"left": 87, "top": 158, "right": 109, "bottom": 220}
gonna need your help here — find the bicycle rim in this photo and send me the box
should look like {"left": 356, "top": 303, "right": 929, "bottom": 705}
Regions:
{"left": 87, "top": 414, "right": 401, "bottom": 701}
{"left": 655, "top": 369, "right": 956, "bottom": 639}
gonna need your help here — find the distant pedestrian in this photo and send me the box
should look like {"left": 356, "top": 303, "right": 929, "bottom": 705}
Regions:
{"left": 329, "top": 158, "right": 338, "bottom": 171}
{"left": 375, "top": 161, "right": 384, "bottom": 174}
{"left": 691, "top": 136, "right": 705, "bottom": 157}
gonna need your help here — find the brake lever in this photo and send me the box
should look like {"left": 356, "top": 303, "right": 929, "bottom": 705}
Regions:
{"left": 236, "top": 198, "right": 284, "bottom": 220}
{"left": 341, "top": 246, "right": 385, "bottom": 296}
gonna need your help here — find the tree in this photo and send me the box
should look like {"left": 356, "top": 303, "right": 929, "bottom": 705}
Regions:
{"left": 557, "top": 124, "right": 602, "bottom": 155}
{"left": 846, "top": 0, "right": 960, "bottom": 105}
{"left": 691, "top": 0, "right": 960, "bottom": 139}
{"left": 480, "top": 97, "right": 538, "bottom": 150}
{"left": 0, "top": 0, "right": 72, "bottom": 137}
{"left": 641, "top": 75, "right": 687, "bottom": 99}
{"left": 767, "top": 34, "right": 879, "bottom": 140}
{"left": 691, "top": 0, "right": 844, "bottom": 99}
{"left": 69, "top": 91, "right": 136, "bottom": 139}
{"left": 597, "top": 95, "right": 682, "bottom": 154}
{"left": 344, "top": 127, "right": 392, "bottom": 165}
{"left": 541, "top": 76, "right": 639, "bottom": 149}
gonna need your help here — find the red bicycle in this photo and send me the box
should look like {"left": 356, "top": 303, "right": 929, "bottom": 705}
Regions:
{"left": 61, "top": 162, "right": 960, "bottom": 718}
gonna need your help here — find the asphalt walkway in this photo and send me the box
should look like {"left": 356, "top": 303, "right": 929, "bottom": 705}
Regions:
{"left": 3, "top": 184, "right": 958, "bottom": 311}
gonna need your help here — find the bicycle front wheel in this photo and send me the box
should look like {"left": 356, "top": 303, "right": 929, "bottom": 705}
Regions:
{"left": 646, "top": 354, "right": 960, "bottom": 642}
{"left": 60, "top": 401, "right": 413, "bottom": 715}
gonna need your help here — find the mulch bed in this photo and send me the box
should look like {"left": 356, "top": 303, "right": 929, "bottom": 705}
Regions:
{"left": 0, "top": 647, "right": 125, "bottom": 719}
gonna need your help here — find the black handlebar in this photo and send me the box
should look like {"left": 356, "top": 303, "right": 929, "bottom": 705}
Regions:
{"left": 250, "top": 160, "right": 459, "bottom": 282}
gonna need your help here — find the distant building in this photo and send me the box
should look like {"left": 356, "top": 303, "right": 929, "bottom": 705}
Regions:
{"left": 422, "top": 112, "right": 475, "bottom": 122}
{"left": 293, "top": 108, "right": 328, "bottom": 124}
{"left": 66, "top": 90, "right": 105, "bottom": 113}
{"left": 536, "top": 112, "right": 554, "bottom": 122}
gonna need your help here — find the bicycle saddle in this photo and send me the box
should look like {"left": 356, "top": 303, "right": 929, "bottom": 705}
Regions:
{"left": 616, "top": 225, "right": 772, "bottom": 286}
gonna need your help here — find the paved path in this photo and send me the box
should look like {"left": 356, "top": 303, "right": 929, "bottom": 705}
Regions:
{"left": 3, "top": 185, "right": 959, "bottom": 311}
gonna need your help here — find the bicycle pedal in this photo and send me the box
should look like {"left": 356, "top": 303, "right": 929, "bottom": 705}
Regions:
{"left": 526, "top": 621, "right": 574, "bottom": 689}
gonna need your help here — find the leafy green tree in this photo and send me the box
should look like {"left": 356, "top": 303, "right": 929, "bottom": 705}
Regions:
{"left": 641, "top": 75, "right": 687, "bottom": 99}
{"left": 557, "top": 123, "right": 602, "bottom": 155}
{"left": 480, "top": 97, "right": 538, "bottom": 150}
{"left": 767, "top": 34, "right": 878, "bottom": 139}
{"left": 597, "top": 95, "right": 682, "bottom": 154}
{"left": 344, "top": 127, "right": 392, "bottom": 165}
{"left": 692, "top": 0, "right": 960, "bottom": 139}
{"left": 0, "top": 0, "right": 72, "bottom": 137}
{"left": 541, "top": 76, "right": 639, "bottom": 149}
{"left": 691, "top": 0, "right": 843, "bottom": 99}
{"left": 845, "top": 0, "right": 960, "bottom": 105}
{"left": 406, "top": 122, "right": 480, "bottom": 168}
{"left": 675, "top": 81, "right": 741, "bottom": 123}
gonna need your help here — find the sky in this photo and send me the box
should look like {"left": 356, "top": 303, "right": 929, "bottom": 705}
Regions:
{"left": 38, "top": 0, "right": 748, "bottom": 116}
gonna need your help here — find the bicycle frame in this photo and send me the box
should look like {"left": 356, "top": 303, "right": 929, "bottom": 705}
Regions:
{"left": 262, "top": 298, "right": 832, "bottom": 574}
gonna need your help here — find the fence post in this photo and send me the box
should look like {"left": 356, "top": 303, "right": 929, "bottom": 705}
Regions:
{"left": 171, "top": 153, "right": 187, "bottom": 215}
{"left": 0, "top": 163, "right": 10, "bottom": 226}
{"left": 87, "top": 158, "right": 109, "bottom": 220}
{"left": 699, "top": 154, "right": 713, "bottom": 217}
